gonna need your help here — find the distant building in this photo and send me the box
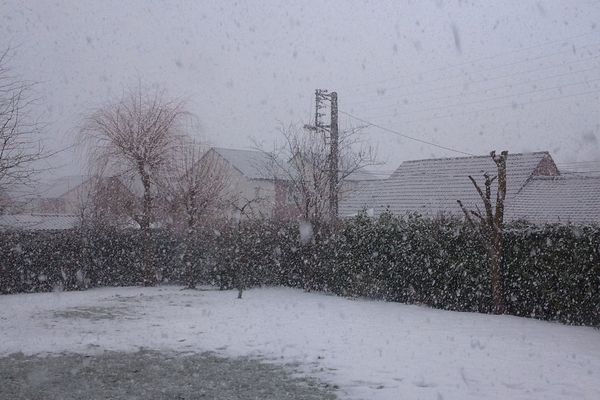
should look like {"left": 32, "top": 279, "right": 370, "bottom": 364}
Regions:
{"left": 200, "top": 147, "right": 283, "bottom": 220}
{"left": 341, "top": 151, "right": 560, "bottom": 219}
{"left": 507, "top": 175, "right": 600, "bottom": 224}
{"left": 24, "top": 175, "right": 89, "bottom": 215}
{"left": 17, "top": 175, "right": 134, "bottom": 218}
{"left": 337, "top": 151, "right": 600, "bottom": 225}
{"left": 1, "top": 175, "right": 137, "bottom": 230}
{"left": 201, "top": 147, "right": 382, "bottom": 221}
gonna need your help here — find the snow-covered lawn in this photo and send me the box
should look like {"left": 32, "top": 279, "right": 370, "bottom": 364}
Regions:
{"left": 1, "top": 286, "right": 598, "bottom": 400}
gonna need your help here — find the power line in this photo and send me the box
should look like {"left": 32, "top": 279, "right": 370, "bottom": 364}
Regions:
{"left": 356, "top": 77, "right": 600, "bottom": 119}
{"left": 344, "top": 52, "right": 600, "bottom": 108}
{"left": 355, "top": 64, "right": 600, "bottom": 113}
{"left": 384, "top": 42, "right": 600, "bottom": 92}
{"left": 342, "top": 31, "right": 597, "bottom": 91}
{"left": 362, "top": 87, "right": 600, "bottom": 122}
{"left": 338, "top": 110, "right": 475, "bottom": 156}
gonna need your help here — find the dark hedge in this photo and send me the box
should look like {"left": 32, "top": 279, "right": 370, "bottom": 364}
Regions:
{"left": 1, "top": 212, "right": 598, "bottom": 326}
{"left": 0, "top": 228, "right": 181, "bottom": 293}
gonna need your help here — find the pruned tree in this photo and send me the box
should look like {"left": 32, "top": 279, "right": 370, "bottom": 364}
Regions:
{"left": 79, "top": 84, "right": 189, "bottom": 230}
{"left": 259, "top": 123, "right": 377, "bottom": 224}
{"left": 0, "top": 48, "right": 45, "bottom": 205}
{"left": 457, "top": 150, "right": 508, "bottom": 315}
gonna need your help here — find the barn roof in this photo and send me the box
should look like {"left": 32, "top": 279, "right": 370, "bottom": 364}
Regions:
{"left": 340, "top": 151, "right": 557, "bottom": 218}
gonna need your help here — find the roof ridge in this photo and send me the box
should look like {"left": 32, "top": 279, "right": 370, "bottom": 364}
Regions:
{"left": 401, "top": 151, "right": 550, "bottom": 164}
{"left": 28, "top": 213, "right": 80, "bottom": 217}
{"left": 212, "top": 146, "right": 264, "bottom": 154}
{"left": 531, "top": 174, "right": 600, "bottom": 180}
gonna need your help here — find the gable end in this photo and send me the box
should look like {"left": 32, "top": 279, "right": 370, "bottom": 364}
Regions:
{"left": 532, "top": 153, "right": 560, "bottom": 177}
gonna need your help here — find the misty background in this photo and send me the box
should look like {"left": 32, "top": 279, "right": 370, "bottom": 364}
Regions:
{"left": 2, "top": 0, "right": 600, "bottom": 177}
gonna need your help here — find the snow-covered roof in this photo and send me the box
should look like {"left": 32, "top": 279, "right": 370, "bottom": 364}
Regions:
{"left": 0, "top": 214, "right": 80, "bottom": 231}
{"left": 345, "top": 168, "right": 383, "bottom": 182}
{"left": 212, "top": 147, "right": 384, "bottom": 183}
{"left": 507, "top": 176, "right": 600, "bottom": 224}
{"left": 211, "top": 147, "right": 277, "bottom": 180}
{"left": 340, "top": 151, "right": 557, "bottom": 218}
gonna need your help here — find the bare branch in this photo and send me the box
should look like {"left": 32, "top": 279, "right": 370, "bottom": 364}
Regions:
{"left": 254, "top": 122, "right": 378, "bottom": 223}
{"left": 161, "top": 140, "right": 233, "bottom": 231}
{"left": 0, "top": 47, "right": 46, "bottom": 202}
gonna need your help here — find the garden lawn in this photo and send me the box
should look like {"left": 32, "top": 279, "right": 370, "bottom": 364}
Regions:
{"left": 0, "top": 286, "right": 598, "bottom": 400}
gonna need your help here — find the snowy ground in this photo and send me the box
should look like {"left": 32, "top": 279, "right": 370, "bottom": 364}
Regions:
{"left": 1, "top": 286, "right": 598, "bottom": 400}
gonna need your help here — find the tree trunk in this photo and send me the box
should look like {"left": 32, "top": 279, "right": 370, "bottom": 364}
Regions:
{"left": 488, "top": 231, "right": 506, "bottom": 314}
{"left": 140, "top": 172, "right": 152, "bottom": 230}
{"left": 183, "top": 232, "right": 199, "bottom": 289}
{"left": 141, "top": 229, "right": 155, "bottom": 286}
{"left": 137, "top": 165, "right": 156, "bottom": 286}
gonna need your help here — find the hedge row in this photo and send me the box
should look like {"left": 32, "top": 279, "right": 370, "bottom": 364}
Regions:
{"left": 206, "top": 214, "right": 600, "bottom": 326}
{"left": 0, "top": 229, "right": 181, "bottom": 293}
{"left": 1, "top": 213, "right": 598, "bottom": 326}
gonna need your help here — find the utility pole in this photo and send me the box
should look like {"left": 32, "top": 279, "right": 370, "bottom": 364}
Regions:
{"left": 329, "top": 91, "right": 338, "bottom": 221}
{"left": 305, "top": 89, "right": 339, "bottom": 222}
{"left": 311, "top": 89, "right": 329, "bottom": 133}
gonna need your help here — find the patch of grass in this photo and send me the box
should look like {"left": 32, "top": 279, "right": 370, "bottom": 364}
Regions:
{"left": 0, "top": 350, "right": 338, "bottom": 400}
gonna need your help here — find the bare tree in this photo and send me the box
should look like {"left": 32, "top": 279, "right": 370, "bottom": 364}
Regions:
{"left": 79, "top": 84, "right": 190, "bottom": 285}
{"left": 259, "top": 123, "right": 377, "bottom": 224}
{"left": 457, "top": 150, "right": 508, "bottom": 315}
{"left": 0, "top": 48, "right": 45, "bottom": 204}
{"left": 79, "top": 84, "right": 189, "bottom": 230}
{"left": 163, "top": 142, "right": 232, "bottom": 232}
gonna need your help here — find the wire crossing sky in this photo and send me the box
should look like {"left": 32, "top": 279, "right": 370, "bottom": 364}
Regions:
{"left": 2, "top": 0, "right": 599, "bottom": 175}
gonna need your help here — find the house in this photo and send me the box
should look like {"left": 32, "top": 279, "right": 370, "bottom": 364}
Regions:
{"left": 22, "top": 175, "right": 97, "bottom": 215}
{"left": 200, "top": 147, "right": 283, "bottom": 220}
{"left": 19, "top": 175, "right": 89, "bottom": 215}
{"left": 16, "top": 175, "right": 134, "bottom": 218}
{"left": 1, "top": 175, "right": 137, "bottom": 230}
{"left": 201, "top": 147, "right": 383, "bottom": 221}
{"left": 340, "top": 151, "right": 562, "bottom": 220}
{"left": 507, "top": 175, "right": 600, "bottom": 224}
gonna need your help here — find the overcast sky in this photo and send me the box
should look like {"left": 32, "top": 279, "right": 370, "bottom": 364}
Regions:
{"left": 2, "top": 0, "right": 600, "bottom": 176}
